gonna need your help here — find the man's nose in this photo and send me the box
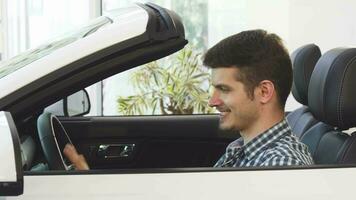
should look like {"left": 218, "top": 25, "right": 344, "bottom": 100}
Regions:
{"left": 208, "top": 91, "right": 222, "bottom": 107}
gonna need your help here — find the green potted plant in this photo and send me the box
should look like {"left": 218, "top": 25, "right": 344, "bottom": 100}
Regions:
{"left": 117, "top": 46, "right": 214, "bottom": 115}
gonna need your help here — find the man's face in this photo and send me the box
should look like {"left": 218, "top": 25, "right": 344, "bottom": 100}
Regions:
{"left": 209, "top": 67, "right": 259, "bottom": 132}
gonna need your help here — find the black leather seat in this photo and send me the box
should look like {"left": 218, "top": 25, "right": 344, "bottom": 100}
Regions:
{"left": 302, "top": 47, "right": 356, "bottom": 164}
{"left": 286, "top": 44, "right": 321, "bottom": 138}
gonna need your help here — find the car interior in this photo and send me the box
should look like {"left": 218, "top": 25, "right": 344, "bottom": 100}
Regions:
{"left": 288, "top": 45, "right": 356, "bottom": 164}
{"left": 301, "top": 47, "right": 356, "bottom": 164}
{"left": 17, "top": 45, "right": 356, "bottom": 172}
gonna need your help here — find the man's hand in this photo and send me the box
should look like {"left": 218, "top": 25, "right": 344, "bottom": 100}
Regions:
{"left": 63, "top": 144, "right": 90, "bottom": 170}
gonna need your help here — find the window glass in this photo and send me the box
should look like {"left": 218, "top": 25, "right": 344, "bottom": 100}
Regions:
{"left": 0, "top": 2, "right": 3, "bottom": 61}
{"left": 27, "top": 0, "right": 91, "bottom": 48}
{"left": 0, "top": 16, "right": 110, "bottom": 79}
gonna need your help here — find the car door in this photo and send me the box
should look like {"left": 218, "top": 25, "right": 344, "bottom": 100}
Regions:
{"left": 59, "top": 114, "right": 237, "bottom": 169}
{"left": 2, "top": 109, "right": 356, "bottom": 200}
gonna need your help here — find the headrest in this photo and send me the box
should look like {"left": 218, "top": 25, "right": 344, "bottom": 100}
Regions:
{"left": 308, "top": 48, "right": 356, "bottom": 129}
{"left": 291, "top": 44, "right": 321, "bottom": 105}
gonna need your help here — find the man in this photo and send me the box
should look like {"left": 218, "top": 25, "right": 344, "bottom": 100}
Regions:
{"left": 204, "top": 29, "right": 313, "bottom": 167}
{"left": 64, "top": 29, "right": 313, "bottom": 170}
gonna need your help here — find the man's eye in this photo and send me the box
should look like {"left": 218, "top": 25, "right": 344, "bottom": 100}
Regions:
{"left": 220, "top": 87, "right": 229, "bottom": 92}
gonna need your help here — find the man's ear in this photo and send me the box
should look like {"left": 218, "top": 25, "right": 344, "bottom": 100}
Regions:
{"left": 256, "top": 80, "right": 275, "bottom": 104}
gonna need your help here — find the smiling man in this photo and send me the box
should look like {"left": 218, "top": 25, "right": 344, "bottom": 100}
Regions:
{"left": 204, "top": 29, "right": 313, "bottom": 167}
{"left": 64, "top": 29, "right": 314, "bottom": 170}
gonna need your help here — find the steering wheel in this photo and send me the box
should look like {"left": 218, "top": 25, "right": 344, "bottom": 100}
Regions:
{"left": 37, "top": 112, "right": 74, "bottom": 170}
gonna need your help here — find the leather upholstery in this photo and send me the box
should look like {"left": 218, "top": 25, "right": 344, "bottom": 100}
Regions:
{"left": 287, "top": 44, "right": 320, "bottom": 138}
{"left": 305, "top": 47, "right": 356, "bottom": 164}
{"left": 287, "top": 106, "right": 308, "bottom": 129}
{"left": 308, "top": 48, "right": 356, "bottom": 130}
{"left": 313, "top": 131, "right": 349, "bottom": 164}
{"left": 301, "top": 122, "right": 334, "bottom": 157}
{"left": 291, "top": 44, "right": 321, "bottom": 105}
{"left": 287, "top": 106, "right": 318, "bottom": 138}
{"left": 339, "top": 133, "right": 356, "bottom": 163}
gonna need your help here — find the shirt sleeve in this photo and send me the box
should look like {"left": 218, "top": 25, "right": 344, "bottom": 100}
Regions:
{"left": 261, "top": 155, "right": 304, "bottom": 166}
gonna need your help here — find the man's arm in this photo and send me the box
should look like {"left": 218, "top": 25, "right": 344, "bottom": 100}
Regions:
{"left": 63, "top": 144, "right": 90, "bottom": 170}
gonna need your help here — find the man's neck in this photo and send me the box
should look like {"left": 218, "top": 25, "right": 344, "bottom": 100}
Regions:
{"left": 240, "top": 111, "right": 284, "bottom": 145}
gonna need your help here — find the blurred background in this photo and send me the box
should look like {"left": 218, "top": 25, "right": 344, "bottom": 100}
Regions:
{"left": 1, "top": 0, "right": 355, "bottom": 115}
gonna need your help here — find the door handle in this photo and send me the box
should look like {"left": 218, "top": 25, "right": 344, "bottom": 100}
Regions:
{"left": 97, "top": 144, "right": 136, "bottom": 159}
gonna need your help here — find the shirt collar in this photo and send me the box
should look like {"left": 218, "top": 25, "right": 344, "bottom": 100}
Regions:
{"left": 227, "top": 118, "right": 292, "bottom": 161}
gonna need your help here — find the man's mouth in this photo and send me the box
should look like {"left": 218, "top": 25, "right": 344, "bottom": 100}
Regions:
{"left": 218, "top": 109, "right": 231, "bottom": 119}
{"left": 220, "top": 112, "right": 229, "bottom": 117}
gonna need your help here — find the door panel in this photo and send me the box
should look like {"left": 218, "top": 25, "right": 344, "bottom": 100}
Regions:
{"left": 59, "top": 115, "right": 239, "bottom": 169}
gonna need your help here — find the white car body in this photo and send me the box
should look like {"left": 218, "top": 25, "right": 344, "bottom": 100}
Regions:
{"left": 0, "top": 112, "right": 17, "bottom": 183}
{"left": 3, "top": 168, "right": 355, "bottom": 200}
{"left": 0, "top": 3, "right": 355, "bottom": 200}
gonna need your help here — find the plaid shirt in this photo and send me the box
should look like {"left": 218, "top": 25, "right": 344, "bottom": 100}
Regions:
{"left": 214, "top": 119, "right": 314, "bottom": 167}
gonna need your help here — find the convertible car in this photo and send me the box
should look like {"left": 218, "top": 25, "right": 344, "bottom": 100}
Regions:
{"left": 1, "top": 2, "right": 356, "bottom": 200}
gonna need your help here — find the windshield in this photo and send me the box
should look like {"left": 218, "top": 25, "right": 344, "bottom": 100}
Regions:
{"left": 0, "top": 16, "right": 112, "bottom": 79}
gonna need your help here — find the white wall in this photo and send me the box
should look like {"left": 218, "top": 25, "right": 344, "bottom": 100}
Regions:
{"left": 28, "top": 0, "right": 91, "bottom": 48}
{"left": 289, "top": 0, "right": 356, "bottom": 52}
{"left": 245, "top": 0, "right": 290, "bottom": 46}
{"left": 208, "top": 0, "right": 289, "bottom": 49}
{"left": 209, "top": 0, "right": 356, "bottom": 55}
{"left": 2, "top": 0, "right": 28, "bottom": 59}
